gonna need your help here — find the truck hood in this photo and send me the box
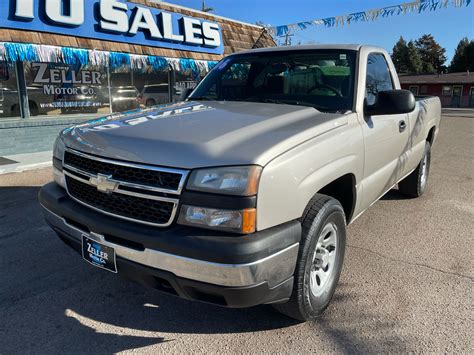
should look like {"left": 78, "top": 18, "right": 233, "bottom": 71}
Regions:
{"left": 62, "top": 101, "right": 348, "bottom": 169}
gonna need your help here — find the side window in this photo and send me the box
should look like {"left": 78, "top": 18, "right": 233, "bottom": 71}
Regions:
{"left": 365, "top": 53, "right": 394, "bottom": 105}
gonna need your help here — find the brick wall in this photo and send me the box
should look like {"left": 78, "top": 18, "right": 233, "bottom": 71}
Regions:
{"left": 0, "top": 118, "right": 89, "bottom": 157}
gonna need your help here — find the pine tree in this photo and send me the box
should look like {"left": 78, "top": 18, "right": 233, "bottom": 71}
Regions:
{"left": 391, "top": 37, "right": 422, "bottom": 74}
{"left": 415, "top": 34, "right": 447, "bottom": 74}
{"left": 450, "top": 38, "right": 474, "bottom": 72}
{"left": 406, "top": 41, "right": 422, "bottom": 74}
{"left": 392, "top": 36, "right": 409, "bottom": 73}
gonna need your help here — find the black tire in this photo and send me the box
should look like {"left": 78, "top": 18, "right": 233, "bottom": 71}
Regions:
{"left": 29, "top": 101, "right": 39, "bottom": 116}
{"left": 146, "top": 99, "right": 156, "bottom": 107}
{"left": 11, "top": 104, "right": 20, "bottom": 117}
{"left": 398, "top": 141, "right": 431, "bottom": 198}
{"left": 273, "top": 194, "right": 346, "bottom": 321}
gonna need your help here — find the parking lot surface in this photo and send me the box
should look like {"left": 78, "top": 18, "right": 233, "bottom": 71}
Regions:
{"left": 0, "top": 115, "right": 472, "bottom": 353}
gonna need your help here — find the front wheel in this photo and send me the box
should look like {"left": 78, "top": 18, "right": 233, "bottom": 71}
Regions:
{"left": 273, "top": 194, "right": 346, "bottom": 321}
{"left": 398, "top": 141, "right": 431, "bottom": 198}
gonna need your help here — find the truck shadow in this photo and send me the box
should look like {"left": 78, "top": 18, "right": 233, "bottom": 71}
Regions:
{"left": 0, "top": 185, "right": 415, "bottom": 353}
{"left": 380, "top": 188, "right": 412, "bottom": 201}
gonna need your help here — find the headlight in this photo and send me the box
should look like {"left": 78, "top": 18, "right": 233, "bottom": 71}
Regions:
{"left": 53, "top": 164, "right": 66, "bottom": 189}
{"left": 186, "top": 166, "right": 262, "bottom": 196}
{"left": 178, "top": 205, "right": 256, "bottom": 234}
{"left": 53, "top": 135, "right": 65, "bottom": 160}
{"left": 52, "top": 136, "right": 66, "bottom": 189}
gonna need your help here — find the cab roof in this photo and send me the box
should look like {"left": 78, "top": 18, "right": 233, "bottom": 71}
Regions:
{"left": 235, "top": 44, "right": 385, "bottom": 55}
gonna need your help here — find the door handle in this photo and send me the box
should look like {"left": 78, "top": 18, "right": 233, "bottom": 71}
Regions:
{"left": 399, "top": 120, "right": 407, "bottom": 133}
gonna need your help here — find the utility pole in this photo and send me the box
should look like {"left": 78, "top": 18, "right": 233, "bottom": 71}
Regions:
{"left": 201, "top": 0, "right": 214, "bottom": 12}
{"left": 279, "top": 32, "right": 294, "bottom": 46}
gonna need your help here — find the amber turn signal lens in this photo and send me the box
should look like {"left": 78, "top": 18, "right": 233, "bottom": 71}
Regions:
{"left": 241, "top": 208, "right": 256, "bottom": 234}
{"left": 244, "top": 167, "right": 262, "bottom": 196}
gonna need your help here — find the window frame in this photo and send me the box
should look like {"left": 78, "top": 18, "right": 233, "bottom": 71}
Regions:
{"left": 364, "top": 51, "right": 395, "bottom": 106}
{"left": 191, "top": 49, "right": 359, "bottom": 112}
{"left": 409, "top": 85, "right": 419, "bottom": 96}
{"left": 452, "top": 85, "right": 463, "bottom": 97}
{"left": 442, "top": 85, "right": 452, "bottom": 96}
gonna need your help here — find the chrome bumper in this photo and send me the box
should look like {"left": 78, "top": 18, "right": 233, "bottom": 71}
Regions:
{"left": 42, "top": 206, "right": 299, "bottom": 288}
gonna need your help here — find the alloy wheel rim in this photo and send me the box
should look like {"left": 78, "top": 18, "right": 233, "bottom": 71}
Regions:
{"left": 420, "top": 154, "right": 429, "bottom": 190}
{"left": 309, "top": 222, "right": 338, "bottom": 297}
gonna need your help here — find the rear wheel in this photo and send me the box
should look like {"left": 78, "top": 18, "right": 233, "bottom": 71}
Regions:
{"left": 273, "top": 194, "right": 346, "bottom": 321}
{"left": 146, "top": 99, "right": 156, "bottom": 107}
{"left": 399, "top": 141, "right": 431, "bottom": 198}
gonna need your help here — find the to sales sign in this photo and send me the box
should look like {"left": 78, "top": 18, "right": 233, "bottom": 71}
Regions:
{"left": 0, "top": 0, "right": 223, "bottom": 54}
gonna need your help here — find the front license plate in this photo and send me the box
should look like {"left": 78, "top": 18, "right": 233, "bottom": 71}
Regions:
{"left": 81, "top": 235, "right": 117, "bottom": 273}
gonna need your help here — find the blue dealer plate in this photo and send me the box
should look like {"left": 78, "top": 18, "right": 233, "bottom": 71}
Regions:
{"left": 81, "top": 235, "right": 117, "bottom": 273}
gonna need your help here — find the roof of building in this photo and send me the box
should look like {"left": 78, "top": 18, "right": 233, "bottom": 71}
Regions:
{"left": 0, "top": 0, "right": 276, "bottom": 61}
{"left": 152, "top": 1, "right": 263, "bottom": 29}
{"left": 399, "top": 72, "right": 474, "bottom": 85}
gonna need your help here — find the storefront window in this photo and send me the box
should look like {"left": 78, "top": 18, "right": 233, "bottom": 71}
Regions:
{"left": 5, "top": 56, "right": 213, "bottom": 119}
{"left": 110, "top": 65, "right": 170, "bottom": 110}
{"left": 173, "top": 67, "right": 207, "bottom": 103}
{"left": 24, "top": 62, "right": 110, "bottom": 118}
{"left": 0, "top": 61, "right": 21, "bottom": 119}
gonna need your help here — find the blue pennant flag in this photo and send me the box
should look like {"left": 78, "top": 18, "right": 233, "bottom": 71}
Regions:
{"left": 322, "top": 17, "right": 336, "bottom": 27}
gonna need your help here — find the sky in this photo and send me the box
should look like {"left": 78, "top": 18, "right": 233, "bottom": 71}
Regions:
{"left": 165, "top": 0, "right": 474, "bottom": 62}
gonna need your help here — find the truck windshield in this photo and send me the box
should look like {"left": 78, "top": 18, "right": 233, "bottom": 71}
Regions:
{"left": 190, "top": 49, "right": 357, "bottom": 112}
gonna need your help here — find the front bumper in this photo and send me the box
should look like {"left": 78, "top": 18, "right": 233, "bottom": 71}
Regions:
{"left": 39, "top": 182, "right": 301, "bottom": 307}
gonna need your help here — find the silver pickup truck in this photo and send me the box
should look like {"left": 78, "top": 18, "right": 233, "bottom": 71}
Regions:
{"left": 39, "top": 45, "right": 441, "bottom": 321}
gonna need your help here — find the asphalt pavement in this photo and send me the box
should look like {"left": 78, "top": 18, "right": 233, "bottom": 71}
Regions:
{"left": 0, "top": 114, "right": 472, "bottom": 353}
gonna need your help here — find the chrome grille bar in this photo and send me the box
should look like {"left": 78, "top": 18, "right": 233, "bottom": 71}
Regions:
{"left": 64, "top": 148, "right": 189, "bottom": 195}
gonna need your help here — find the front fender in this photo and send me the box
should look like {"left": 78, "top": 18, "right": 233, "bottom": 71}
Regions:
{"left": 256, "top": 116, "right": 364, "bottom": 231}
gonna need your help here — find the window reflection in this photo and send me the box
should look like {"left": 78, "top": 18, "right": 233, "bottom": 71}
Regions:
{"left": 365, "top": 53, "right": 394, "bottom": 106}
{"left": 0, "top": 62, "right": 21, "bottom": 118}
{"left": 2, "top": 58, "right": 210, "bottom": 119}
{"left": 24, "top": 62, "right": 110, "bottom": 118}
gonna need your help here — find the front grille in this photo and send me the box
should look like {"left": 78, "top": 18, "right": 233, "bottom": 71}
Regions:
{"left": 66, "top": 176, "right": 175, "bottom": 225}
{"left": 64, "top": 151, "right": 182, "bottom": 191}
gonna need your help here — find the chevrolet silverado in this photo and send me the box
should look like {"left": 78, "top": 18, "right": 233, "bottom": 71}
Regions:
{"left": 39, "top": 45, "right": 441, "bottom": 320}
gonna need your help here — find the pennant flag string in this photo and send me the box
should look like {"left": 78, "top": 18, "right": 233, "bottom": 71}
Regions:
{"left": 0, "top": 42, "right": 217, "bottom": 78}
{"left": 267, "top": 0, "right": 471, "bottom": 36}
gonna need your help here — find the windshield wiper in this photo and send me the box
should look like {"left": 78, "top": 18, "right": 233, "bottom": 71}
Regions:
{"left": 190, "top": 96, "right": 218, "bottom": 101}
{"left": 258, "top": 98, "right": 331, "bottom": 111}
{"left": 254, "top": 98, "right": 287, "bottom": 105}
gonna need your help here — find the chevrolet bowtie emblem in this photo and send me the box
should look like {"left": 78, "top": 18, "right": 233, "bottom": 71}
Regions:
{"left": 89, "top": 174, "right": 119, "bottom": 194}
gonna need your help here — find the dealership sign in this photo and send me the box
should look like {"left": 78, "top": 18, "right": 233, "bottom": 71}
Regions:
{"left": 0, "top": 0, "right": 223, "bottom": 54}
{"left": 32, "top": 63, "right": 102, "bottom": 95}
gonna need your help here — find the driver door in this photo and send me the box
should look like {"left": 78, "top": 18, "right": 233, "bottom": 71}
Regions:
{"left": 360, "top": 53, "right": 410, "bottom": 210}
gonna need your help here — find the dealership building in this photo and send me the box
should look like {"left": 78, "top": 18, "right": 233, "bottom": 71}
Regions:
{"left": 0, "top": 0, "right": 274, "bottom": 157}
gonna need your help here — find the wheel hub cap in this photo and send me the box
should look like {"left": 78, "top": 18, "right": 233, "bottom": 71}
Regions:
{"left": 313, "top": 248, "right": 330, "bottom": 269}
{"left": 309, "top": 222, "right": 338, "bottom": 297}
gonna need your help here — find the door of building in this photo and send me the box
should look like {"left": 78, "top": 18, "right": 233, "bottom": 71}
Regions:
{"left": 451, "top": 85, "right": 462, "bottom": 107}
{"left": 469, "top": 87, "right": 474, "bottom": 108}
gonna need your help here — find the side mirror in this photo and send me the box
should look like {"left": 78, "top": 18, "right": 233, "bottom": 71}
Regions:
{"left": 180, "top": 88, "right": 194, "bottom": 101}
{"left": 365, "top": 89, "right": 415, "bottom": 116}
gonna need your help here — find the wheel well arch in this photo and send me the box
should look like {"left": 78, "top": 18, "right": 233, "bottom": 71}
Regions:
{"left": 427, "top": 126, "right": 436, "bottom": 145}
{"left": 312, "top": 173, "right": 356, "bottom": 224}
